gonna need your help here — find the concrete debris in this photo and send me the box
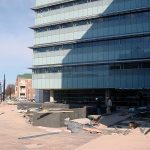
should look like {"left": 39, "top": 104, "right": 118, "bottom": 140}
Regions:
{"left": 64, "top": 118, "right": 70, "bottom": 126}
{"left": 17, "top": 109, "right": 28, "bottom": 113}
{"left": 71, "top": 118, "right": 91, "bottom": 125}
{"left": 128, "top": 122, "right": 139, "bottom": 129}
{"left": 0, "top": 112, "right": 5, "bottom": 115}
{"left": 15, "top": 101, "right": 150, "bottom": 137}
{"left": 66, "top": 118, "right": 121, "bottom": 135}
{"left": 88, "top": 115, "right": 101, "bottom": 125}
{"left": 82, "top": 127, "right": 101, "bottom": 134}
{"left": 66, "top": 118, "right": 132, "bottom": 135}
{"left": 6, "top": 100, "right": 17, "bottom": 105}
{"left": 29, "top": 108, "right": 40, "bottom": 113}
{"left": 66, "top": 120, "right": 85, "bottom": 133}
{"left": 65, "top": 118, "right": 91, "bottom": 133}
{"left": 42, "top": 108, "right": 49, "bottom": 113}
{"left": 144, "top": 128, "right": 150, "bottom": 135}
{"left": 94, "top": 126, "right": 131, "bottom": 136}
{"left": 139, "top": 127, "right": 150, "bottom": 135}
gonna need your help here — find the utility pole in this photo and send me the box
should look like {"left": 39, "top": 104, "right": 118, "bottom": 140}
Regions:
{"left": 3, "top": 74, "right": 6, "bottom": 101}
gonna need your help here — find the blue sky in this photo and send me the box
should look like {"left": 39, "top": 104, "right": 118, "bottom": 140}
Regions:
{"left": 0, "top": 0, "right": 35, "bottom": 84}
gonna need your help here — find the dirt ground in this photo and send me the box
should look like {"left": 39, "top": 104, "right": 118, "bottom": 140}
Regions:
{"left": 0, "top": 102, "right": 150, "bottom": 150}
{"left": 76, "top": 130, "right": 150, "bottom": 150}
{"left": 0, "top": 102, "right": 97, "bottom": 150}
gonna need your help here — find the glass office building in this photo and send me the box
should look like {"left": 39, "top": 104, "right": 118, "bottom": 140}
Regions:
{"left": 31, "top": 0, "right": 150, "bottom": 105}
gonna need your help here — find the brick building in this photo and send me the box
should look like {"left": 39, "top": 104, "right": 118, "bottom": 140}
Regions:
{"left": 15, "top": 74, "right": 35, "bottom": 101}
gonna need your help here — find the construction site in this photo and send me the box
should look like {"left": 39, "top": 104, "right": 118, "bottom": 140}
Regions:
{"left": 0, "top": 98, "right": 149, "bottom": 150}
{"left": 0, "top": 0, "right": 150, "bottom": 149}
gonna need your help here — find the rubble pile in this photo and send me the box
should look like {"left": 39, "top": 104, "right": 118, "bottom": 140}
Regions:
{"left": 64, "top": 107, "right": 150, "bottom": 136}
{"left": 16, "top": 101, "right": 150, "bottom": 136}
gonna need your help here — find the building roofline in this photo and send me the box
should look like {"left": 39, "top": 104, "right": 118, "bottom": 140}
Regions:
{"left": 30, "top": 32, "right": 150, "bottom": 49}
{"left": 17, "top": 73, "right": 32, "bottom": 79}
{"left": 32, "top": 0, "right": 75, "bottom": 10}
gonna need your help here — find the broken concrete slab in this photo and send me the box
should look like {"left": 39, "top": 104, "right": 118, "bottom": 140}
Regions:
{"left": 66, "top": 118, "right": 91, "bottom": 133}
{"left": 71, "top": 118, "right": 91, "bottom": 125}
{"left": 98, "top": 112, "right": 132, "bottom": 127}
{"left": 32, "top": 111, "right": 74, "bottom": 128}
{"left": 67, "top": 120, "right": 85, "bottom": 133}
{"left": 82, "top": 127, "right": 101, "bottom": 134}
{"left": 31, "top": 107, "right": 87, "bottom": 128}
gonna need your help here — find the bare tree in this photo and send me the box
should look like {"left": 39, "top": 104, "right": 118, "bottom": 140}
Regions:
{"left": 5, "top": 84, "right": 15, "bottom": 99}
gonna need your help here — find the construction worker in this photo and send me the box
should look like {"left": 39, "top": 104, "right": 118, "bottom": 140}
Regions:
{"left": 95, "top": 97, "right": 102, "bottom": 115}
{"left": 106, "top": 97, "right": 112, "bottom": 115}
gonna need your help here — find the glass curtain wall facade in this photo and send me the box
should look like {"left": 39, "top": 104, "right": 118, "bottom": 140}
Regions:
{"left": 32, "top": 0, "right": 150, "bottom": 103}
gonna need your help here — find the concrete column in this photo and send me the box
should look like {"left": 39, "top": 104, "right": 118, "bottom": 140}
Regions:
{"left": 35, "top": 90, "right": 43, "bottom": 103}
{"left": 50, "top": 90, "right": 55, "bottom": 103}
{"left": 105, "top": 89, "right": 110, "bottom": 105}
